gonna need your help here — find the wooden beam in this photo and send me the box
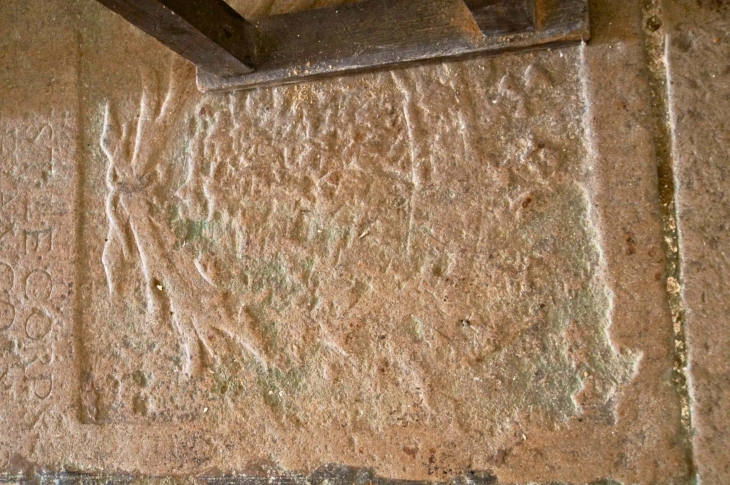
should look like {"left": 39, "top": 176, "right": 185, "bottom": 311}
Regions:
{"left": 197, "top": 0, "right": 589, "bottom": 92}
{"left": 92, "top": 0, "right": 589, "bottom": 92}
{"left": 250, "top": 0, "right": 486, "bottom": 73}
{"left": 94, "top": 0, "right": 256, "bottom": 77}
{"left": 465, "top": 0, "right": 536, "bottom": 35}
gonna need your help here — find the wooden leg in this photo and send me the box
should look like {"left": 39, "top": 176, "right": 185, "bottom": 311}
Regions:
{"left": 93, "top": 0, "right": 256, "bottom": 77}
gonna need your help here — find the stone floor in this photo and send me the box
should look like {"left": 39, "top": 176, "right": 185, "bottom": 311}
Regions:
{"left": 0, "top": 0, "right": 727, "bottom": 483}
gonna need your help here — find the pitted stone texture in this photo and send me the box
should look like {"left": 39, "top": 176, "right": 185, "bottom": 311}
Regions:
{"left": 0, "top": 0, "right": 694, "bottom": 483}
{"left": 665, "top": 1, "right": 730, "bottom": 483}
{"left": 0, "top": 0, "right": 79, "bottom": 471}
{"left": 82, "top": 39, "right": 641, "bottom": 474}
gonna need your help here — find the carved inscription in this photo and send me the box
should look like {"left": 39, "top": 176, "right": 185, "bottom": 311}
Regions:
{"left": 0, "top": 119, "right": 69, "bottom": 415}
{"left": 82, "top": 49, "right": 638, "bottom": 456}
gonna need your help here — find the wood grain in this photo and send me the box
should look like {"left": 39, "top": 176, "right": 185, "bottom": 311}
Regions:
{"left": 198, "top": 0, "right": 589, "bottom": 92}
{"left": 94, "top": 0, "right": 257, "bottom": 76}
{"left": 92, "top": 0, "right": 589, "bottom": 93}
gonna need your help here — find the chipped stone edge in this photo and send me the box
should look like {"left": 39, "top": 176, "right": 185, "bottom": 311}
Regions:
{"left": 0, "top": 465, "right": 632, "bottom": 485}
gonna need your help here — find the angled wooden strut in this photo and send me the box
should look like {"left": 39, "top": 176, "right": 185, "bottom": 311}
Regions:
{"left": 93, "top": 0, "right": 590, "bottom": 92}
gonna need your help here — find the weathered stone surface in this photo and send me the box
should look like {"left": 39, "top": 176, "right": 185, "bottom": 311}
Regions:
{"left": 0, "top": 0, "right": 705, "bottom": 483}
{"left": 0, "top": 0, "right": 80, "bottom": 473}
{"left": 665, "top": 1, "right": 730, "bottom": 483}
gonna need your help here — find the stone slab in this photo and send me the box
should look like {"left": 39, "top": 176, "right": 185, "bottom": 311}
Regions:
{"left": 0, "top": 0, "right": 80, "bottom": 472}
{"left": 0, "top": 0, "right": 696, "bottom": 483}
{"left": 664, "top": 1, "right": 730, "bottom": 483}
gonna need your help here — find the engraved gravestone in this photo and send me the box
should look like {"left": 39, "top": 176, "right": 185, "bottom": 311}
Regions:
{"left": 0, "top": 0, "right": 695, "bottom": 483}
